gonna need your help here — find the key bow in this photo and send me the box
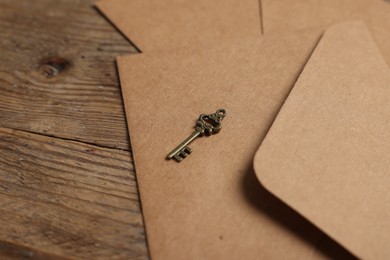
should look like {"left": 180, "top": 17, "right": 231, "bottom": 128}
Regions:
{"left": 196, "top": 109, "right": 226, "bottom": 136}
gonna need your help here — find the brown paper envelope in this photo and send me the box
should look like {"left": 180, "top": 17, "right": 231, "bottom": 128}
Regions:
{"left": 96, "top": 0, "right": 262, "bottom": 52}
{"left": 262, "top": 0, "right": 374, "bottom": 32}
{"left": 254, "top": 21, "right": 390, "bottom": 260}
{"left": 261, "top": 0, "right": 390, "bottom": 65}
{"left": 116, "top": 27, "right": 359, "bottom": 259}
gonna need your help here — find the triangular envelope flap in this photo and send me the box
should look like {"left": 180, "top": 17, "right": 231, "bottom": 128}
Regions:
{"left": 116, "top": 31, "right": 356, "bottom": 259}
{"left": 262, "top": 0, "right": 371, "bottom": 32}
{"left": 254, "top": 21, "right": 390, "bottom": 260}
{"left": 262, "top": 0, "right": 390, "bottom": 66}
{"left": 96, "top": 0, "right": 261, "bottom": 52}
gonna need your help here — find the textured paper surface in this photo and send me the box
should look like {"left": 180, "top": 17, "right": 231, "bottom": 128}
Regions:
{"left": 262, "top": 0, "right": 390, "bottom": 65}
{"left": 254, "top": 22, "right": 390, "bottom": 260}
{"left": 116, "top": 30, "right": 357, "bottom": 259}
{"left": 96, "top": 0, "right": 261, "bottom": 52}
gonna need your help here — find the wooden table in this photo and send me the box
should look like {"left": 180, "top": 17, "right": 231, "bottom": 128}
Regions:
{"left": 0, "top": 0, "right": 148, "bottom": 259}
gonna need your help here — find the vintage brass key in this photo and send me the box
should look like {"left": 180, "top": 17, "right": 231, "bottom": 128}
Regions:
{"left": 167, "top": 109, "right": 226, "bottom": 162}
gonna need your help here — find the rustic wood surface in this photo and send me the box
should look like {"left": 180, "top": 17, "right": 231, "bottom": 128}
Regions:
{"left": 0, "top": 0, "right": 148, "bottom": 259}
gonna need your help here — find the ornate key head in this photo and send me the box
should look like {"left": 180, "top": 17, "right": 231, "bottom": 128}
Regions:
{"left": 196, "top": 109, "right": 226, "bottom": 136}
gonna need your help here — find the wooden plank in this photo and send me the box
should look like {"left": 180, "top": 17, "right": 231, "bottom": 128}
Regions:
{"left": 0, "top": 240, "right": 68, "bottom": 260}
{"left": 0, "top": 0, "right": 137, "bottom": 150}
{"left": 0, "top": 127, "right": 147, "bottom": 259}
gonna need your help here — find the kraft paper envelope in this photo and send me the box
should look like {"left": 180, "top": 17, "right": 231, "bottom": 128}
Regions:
{"left": 96, "top": 0, "right": 261, "bottom": 52}
{"left": 262, "top": 0, "right": 390, "bottom": 65}
{"left": 254, "top": 22, "right": 390, "bottom": 259}
{"left": 115, "top": 25, "right": 360, "bottom": 259}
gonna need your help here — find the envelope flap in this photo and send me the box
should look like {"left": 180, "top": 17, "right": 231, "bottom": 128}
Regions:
{"left": 96, "top": 0, "right": 261, "bottom": 51}
{"left": 262, "top": 0, "right": 371, "bottom": 32}
{"left": 254, "top": 21, "right": 390, "bottom": 259}
{"left": 262, "top": 0, "right": 390, "bottom": 66}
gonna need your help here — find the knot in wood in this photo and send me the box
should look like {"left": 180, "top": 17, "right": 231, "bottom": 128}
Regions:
{"left": 39, "top": 57, "right": 70, "bottom": 78}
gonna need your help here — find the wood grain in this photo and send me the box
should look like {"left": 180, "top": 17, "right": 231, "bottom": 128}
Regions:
{"left": 0, "top": 127, "right": 147, "bottom": 259}
{"left": 0, "top": 0, "right": 149, "bottom": 258}
{"left": 0, "top": 0, "right": 138, "bottom": 150}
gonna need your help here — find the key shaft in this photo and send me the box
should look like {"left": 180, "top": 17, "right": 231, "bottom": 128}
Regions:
{"left": 167, "top": 130, "right": 201, "bottom": 160}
